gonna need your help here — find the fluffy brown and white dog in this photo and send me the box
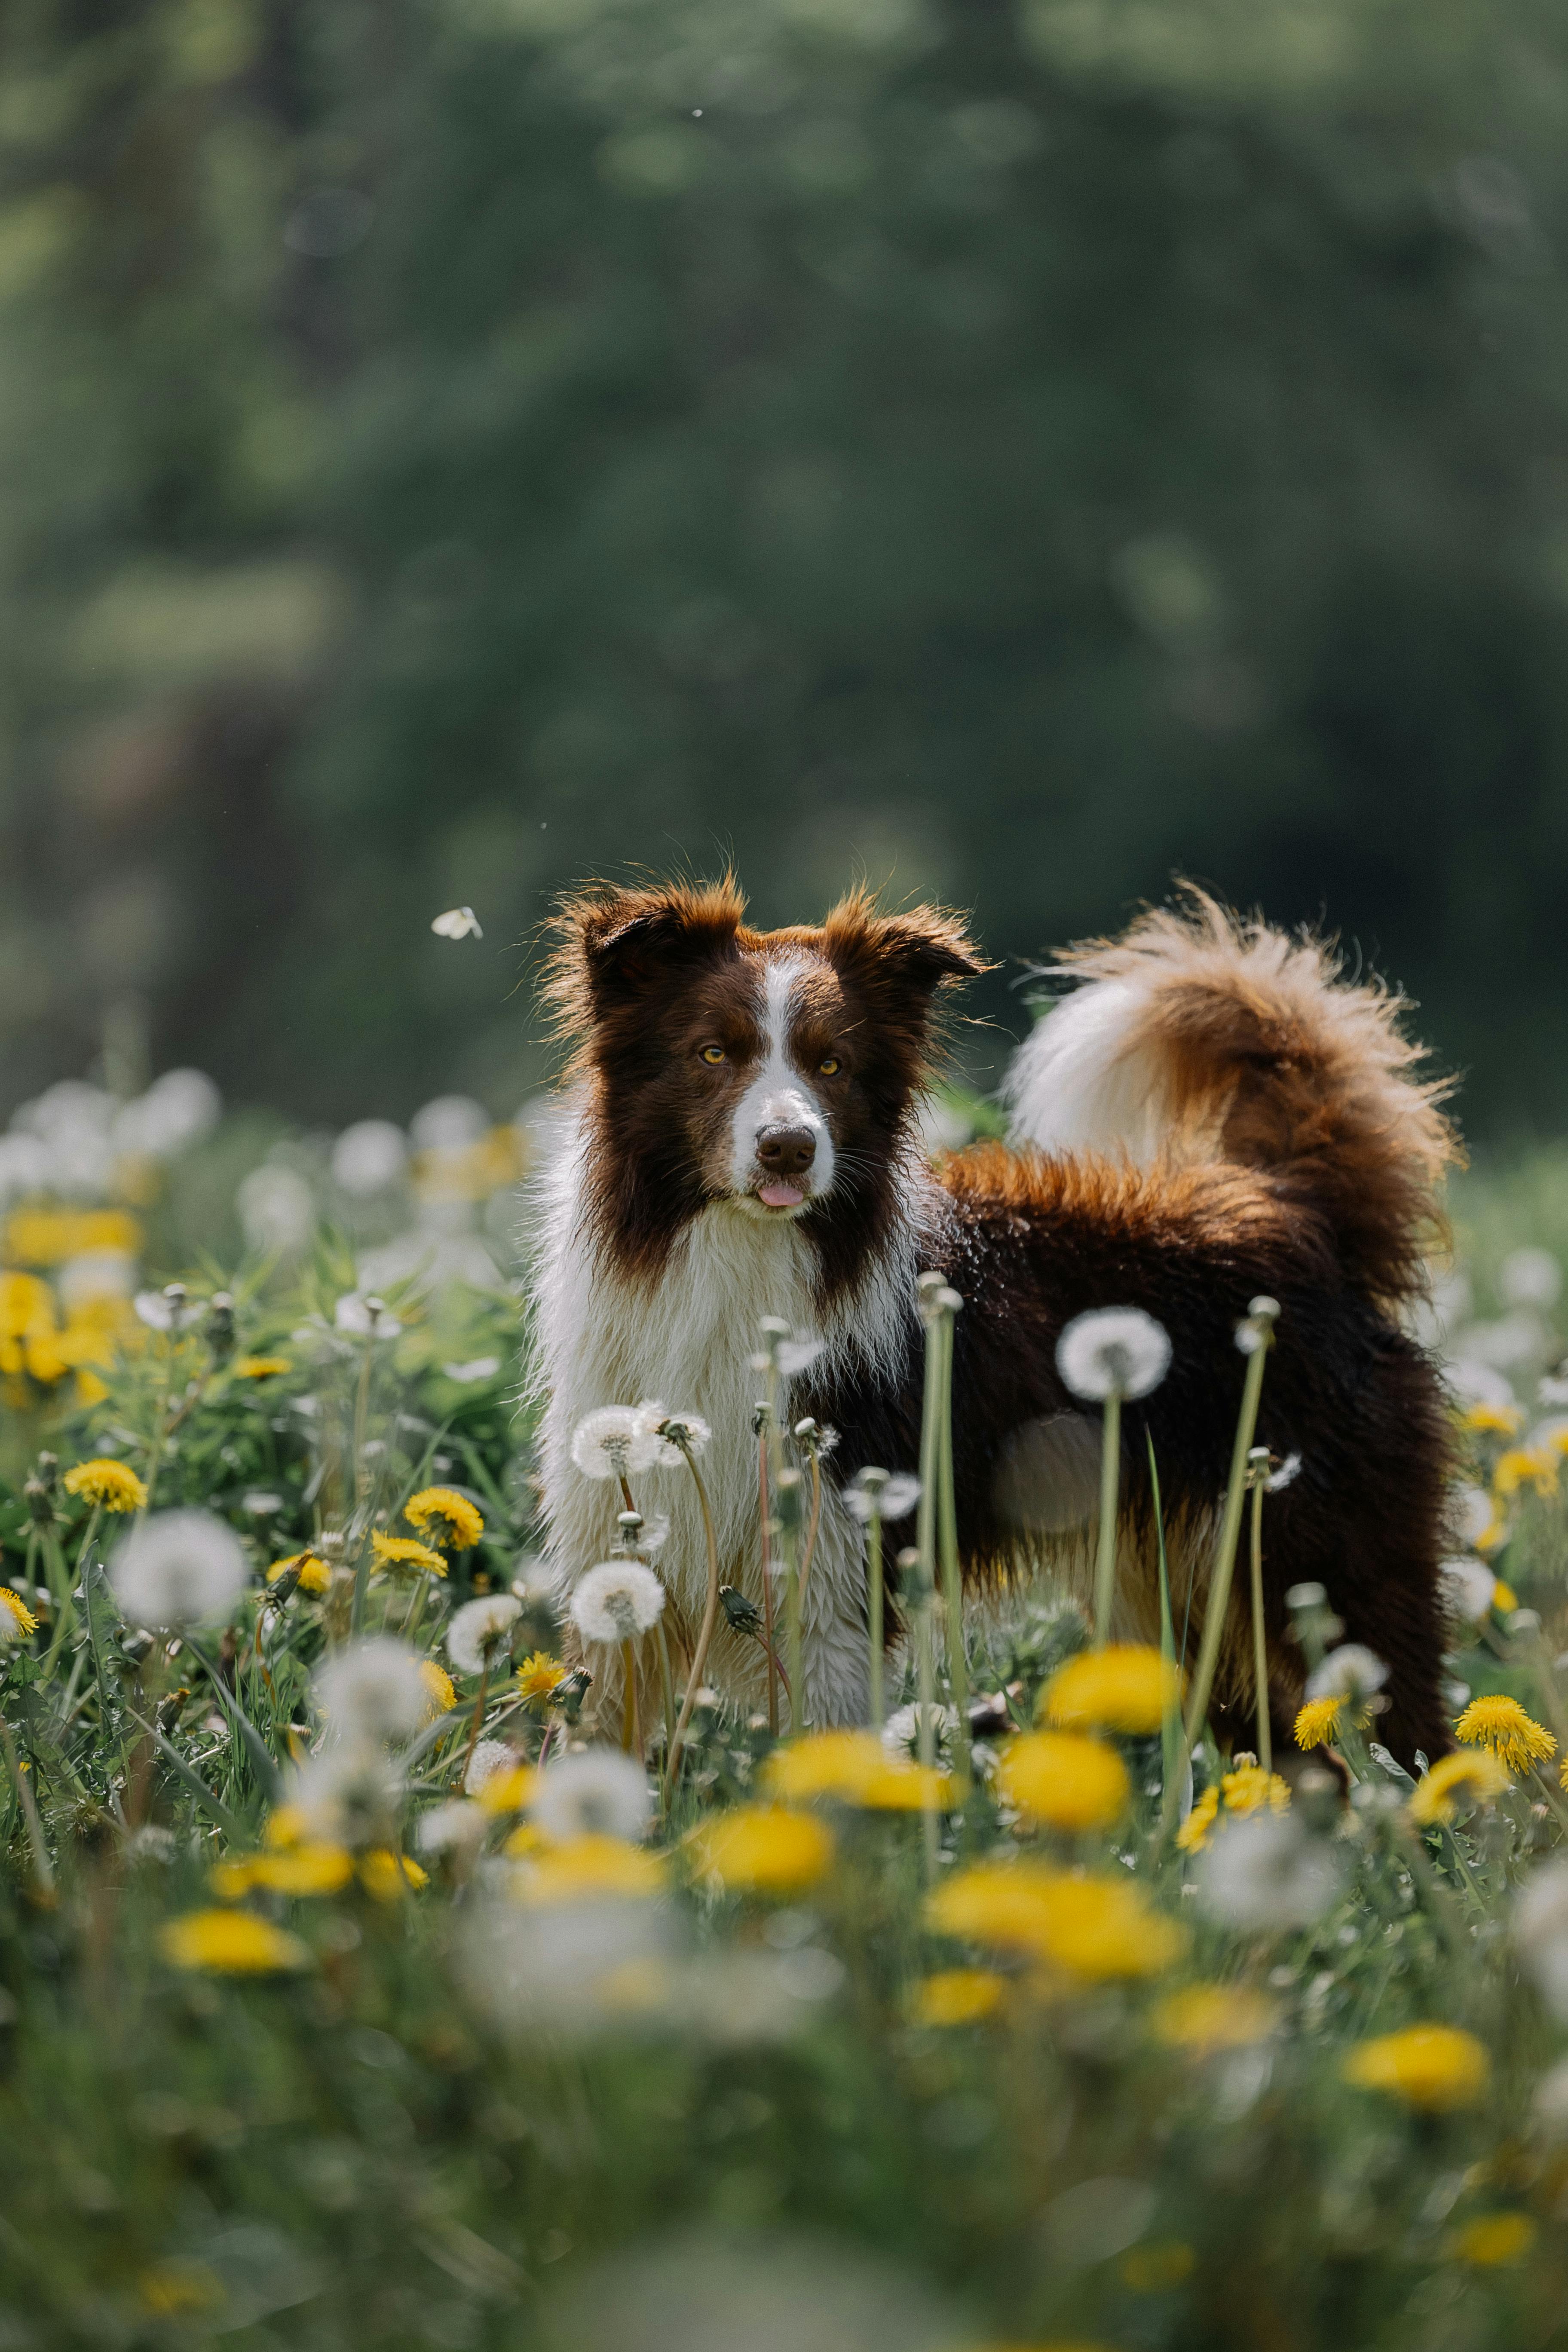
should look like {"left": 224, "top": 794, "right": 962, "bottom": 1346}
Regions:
{"left": 531, "top": 877, "right": 1459, "bottom": 1763}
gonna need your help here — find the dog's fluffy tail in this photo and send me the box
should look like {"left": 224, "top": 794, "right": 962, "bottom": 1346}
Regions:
{"left": 1004, "top": 890, "right": 1460, "bottom": 1304}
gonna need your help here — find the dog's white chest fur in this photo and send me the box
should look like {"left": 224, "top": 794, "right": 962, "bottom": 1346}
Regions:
{"left": 530, "top": 1103, "right": 930, "bottom": 1724}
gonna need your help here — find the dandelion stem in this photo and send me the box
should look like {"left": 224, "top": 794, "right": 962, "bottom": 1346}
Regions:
{"left": 1147, "top": 1432, "right": 1181, "bottom": 1807}
{"left": 0, "top": 1714, "right": 52, "bottom": 1902}
{"left": 758, "top": 1426, "right": 779, "bottom": 1736}
{"left": 1091, "top": 1388, "right": 1123, "bottom": 1647}
{"left": 461, "top": 1661, "right": 491, "bottom": 1784}
{"left": 1248, "top": 1456, "right": 1271, "bottom": 1775}
{"left": 796, "top": 1450, "right": 824, "bottom": 1612}
{"left": 935, "top": 1305, "right": 969, "bottom": 1787}
{"left": 1165, "top": 1298, "right": 1280, "bottom": 1837}
{"left": 663, "top": 1443, "right": 722, "bottom": 1799}
{"left": 620, "top": 1640, "right": 641, "bottom": 1755}
{"left": 916, "top": 1562, "right": 938, "bottom": 1883}
{"left": 867, "top": 1509, "right": 885, "bottom": 1731}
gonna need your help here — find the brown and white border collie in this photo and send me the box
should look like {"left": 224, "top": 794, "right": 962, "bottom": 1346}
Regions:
{"left": 531, "top": 878, "right": 1459, "bottom": 1764}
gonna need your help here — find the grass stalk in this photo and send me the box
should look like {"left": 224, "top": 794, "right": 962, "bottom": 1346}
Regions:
{"left": 934, "top": 1304, "right": 969, "bottom": 1787}
{"left": 1164, "top": 1297, "right": 1280, "bottom": 1835}
{"left": 1147, "top": 1433, "right": 1181, "bottom": 1807}
{"left": 867, "top": 1506, "right": 885, "bottom": 1731}
{"left": 1247, "top": 1451, "right": 1272, "bottom": 1774}
{"left": 1092, "top": 1387, "right": 1124, "bottom": 1647}
{"left": 663, "top": 1442, "right": 722, "bottom": 1798}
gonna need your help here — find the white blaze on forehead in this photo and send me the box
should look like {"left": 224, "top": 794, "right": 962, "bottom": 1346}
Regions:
{"left": 728, "top": 956, "right": 836, "bottom": 1197}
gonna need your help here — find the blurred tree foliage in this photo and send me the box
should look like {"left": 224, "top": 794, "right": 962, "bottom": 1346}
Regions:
{"left": 4, "top": 0, "right": 1568, "bottom": 1132}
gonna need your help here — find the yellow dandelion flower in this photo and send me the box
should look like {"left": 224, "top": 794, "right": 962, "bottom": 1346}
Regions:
{"left": 500, "top": 1820, "right": 550, "bottom": 1859}
{"left": 359, "top": 1850, "right": 428, "bottom": 1901}
{"left": 1455, "top": 1694, "right": 1556, "bottom": 1772}
{"left": 0, "top": 1586, "right": 38, "bottom": 1642}
{"left": 0, "top": 1271, "right": 57, "bottom": 1338}
{"left": 477, "top": 1763, "right": 536, "bottom": 1816}
{"left": 995, "top": 1730, "right": 1129, "bottom": 1834}
{"left": 263, "top": 1804, "right": 306, "bottom": 1850}
{"left": 1026, "top": 1874, "right": 1188, "bottom": 1982}
{"left": 24, "top": 1331, "right": 68, "bottom": 1384}
{"left": 235, "top": 1355, "right": 292, "bottom": 1379}
{"left": 6, "top": 1207, "right": 140, "bottom": 1265}
{"left": 1294, "top": 1696, "right": 1344, "bottom": 1749}
{"left": 1494, "top": 1579, "right": 1519, "bottom": 1612}
{"left": 370, "top": 1532, "right": 447, "bottom": 1577}
{"left": 1494, "top": 1446, "right": 1559, "bottom": 1500}
{"left": 404, "top": 1485, "right": 485, "bottom": 1552}
{"left": 1219, "top": 1763, "right": 1291, "bottom": 1819}
{"left": 926, "top": 1859, "right": 1066, "bottom": 1951}
{"left": 138, "top": 2263, "right": 223, "bottom": 2318}
{"left": 1343, "top": 2023, "right": 1490, "bottom": 2110}
{"left": 927, "top": 1861, "right": 1186, "bottom": 1981}
{"left": 687, "top": 1804, "right": 835, "bottom": 1896}
{"left": 256, "top": 1844, "right": 356, "bottom": 1896}
{"left": 1461, "top": 1401, "right": 1524, "bottom": 1436}
{"left": 1409, "top": 1748, "right": 1511, "bottom": 1827}
{"left": 63, "top": 1457, "right": 148, "bottom": 1513}
{"left": 1449, "top": 2213, "right": 1536, "bottom": 2266}
{"left": 420, "top": 1659, "right": 456, "bottom": 1719}
{"left": 266, "top": 1552, "right": 331, "bottom": 1596}
{"left": 1175, "top": 1784, "right": 1219, "bottom": 1854}
{"left": 516, "top": 1650, "right": 568, "bottom": 1708}
{"left": 159, "top": 1908, "right": 311, "bottom": 1974}
{"left": 1120, "top": 2241, "right": 1197, "bottom": 2293}
{"left": 1041, "top": 1644, "right": 1183, "bottom": 1736}
{"left": 519, "top": 1834, "right": 667, "bottom": 1902}
{"left": 855, "top": 1760, "right": 956, "bottom": 1811}
{"left": 1151, "top": 1983, "right": 1280, "bottom": 2057}
{"left": 908, "top": 1968, "right": 1006, "bottom": 2027}
{"left": 762, "top": 1729, "right": 886, "bottom": 1801}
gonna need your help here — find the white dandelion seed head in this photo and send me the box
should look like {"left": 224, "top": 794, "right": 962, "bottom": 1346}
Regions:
{"left": 1305, "top": 1644, "right": 1389, "bottom": 1704}
{"left": 1196, "top": 1812, "right": 1343, "bottom": 1933}
{"left": 570, "top": 1406, "right": 659, "bottom": 1482}
{"left": 110, "top": 1510, "right": 248, "bottom": 1631}
{"left": 285, "top": 1742, "right": 404, "bottom": 1847}
{"left": 1439, "top": 1556, "right": 1498, "bottom": 1625}
{"left": 569, "top": 1562, "right": 666, "bottom": 1647}
{"left": 1517, "top": 1860, "right": 1568, "bottom": 2022}
{"left": 632, "top": 1513, "right": 671, "bottom": 1559}
{"left": 1056, "top": 1308, "right": 1172, "bottom": 1402}
{"left": 456, "top": 1891, "right": 673, "bottom": 2041}
{"left": 415, "top": 1798, "right": 486, "bottom": 1856}
{"left": 443, "top": 1356, "right": 501, "bottom": 1384}
{"left": 775, "top": 1336, "right": 825, "bottom": 1378}
{"left": 331, "top": 1119, "right": 409, "bottom": 1197}
{"left": 1444, "top": 1358, "right": 1515, "bottom": 1412}
{"left": 1539, "top": 1375, "right": 1568, "bottom": 1410}
{"left": 1452, "top": 1482, "right": 1497, "bottom": 1547}
{"left": 113, "top": 1069, "right": 222, "bottom": 1162}
{"left": 447, "top": 1593, "right": 523, "bottom": 1676}
{"left": 632, "top": 1399, "right": 712, "bottom": 1464}
{"left": 1234, "top": 1297, "right": 1281, "bottom": 1356}
{"left": 464, "top": 1739, "right": 518, "bottom": 1796}
{"left": 1501, "top": 1246, "right": 1562, "bottom": 1311}
{"left": 530, "top": 1747, "right": 654, "bottom": 1844}
{"left": 314, "top": 1636, "right": 429, "bottom": 1744}
{"left": 845, "top": 1470, "right": 922, "bottom": 1524}
{"left": 882, "top": 1701, "right": 959, "bottom": 1762}
{"left": 334, "top": 1291, "right": 403, "bottom": 1340}
{"left": 59, "top": 1250, "right": 136, "bottom": 1311}
{"left": 236, "top": 1162, "right": 316, "bottom": 1256}
{"left": 1266, "top": 1452, "right": 1303, "bottom": 1493}
{"left": 431, "top": 905, "right": 484, "bottom": 940}
{"left": 132, "top": 1287, "right": 201, "bottom": 1333}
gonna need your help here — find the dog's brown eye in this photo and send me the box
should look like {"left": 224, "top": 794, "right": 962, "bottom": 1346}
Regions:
{"left": 818, "top": 1056, "right": 841, "bottom": 1078}
{"left": 699, "top": 1044, "right": 726, "bottom": 1066}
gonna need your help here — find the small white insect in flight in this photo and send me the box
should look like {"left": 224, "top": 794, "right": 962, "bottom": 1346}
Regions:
{"left": 431, "top": 906, "right": 483, "bottom": 940}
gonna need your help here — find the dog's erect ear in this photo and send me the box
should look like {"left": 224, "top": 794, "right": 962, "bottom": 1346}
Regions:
{"left": 820, "top": 891, "right": 989, "bottom": 1004}
{"left": 545, "top": 877, "right": 747, "bottom": 1037}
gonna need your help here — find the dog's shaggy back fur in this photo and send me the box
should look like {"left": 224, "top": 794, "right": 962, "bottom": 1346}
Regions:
{"left": 1006, "top": 890, "right": 1459, "bottom": 1306}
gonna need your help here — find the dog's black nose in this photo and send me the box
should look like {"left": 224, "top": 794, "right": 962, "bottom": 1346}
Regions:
{"left": 756, "top": 1125, "right": 816, "bottom": 1176}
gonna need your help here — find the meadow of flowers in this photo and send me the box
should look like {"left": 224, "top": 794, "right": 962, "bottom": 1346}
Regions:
{"left": 3, "top": 1066, "right": 1568, "bottom": 2351}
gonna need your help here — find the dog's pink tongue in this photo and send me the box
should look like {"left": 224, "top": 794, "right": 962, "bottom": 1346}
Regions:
{"left": 758, "top": 1180, "right": 805, "bottom": 1210}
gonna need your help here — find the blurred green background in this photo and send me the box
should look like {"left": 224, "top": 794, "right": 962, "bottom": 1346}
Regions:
{"left": 7, "top": 0, "right": 1568, "bottom": 1136}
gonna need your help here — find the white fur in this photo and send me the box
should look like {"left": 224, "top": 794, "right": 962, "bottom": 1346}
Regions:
{"left": 530, "top": 1093, "right": 942, "bottom": 1726}
{"left": 727, "top": 959, "right": 836, "bottom": 1206}
{"left": 1004, "top": 978, "right": 1175, "bottom": 1162}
